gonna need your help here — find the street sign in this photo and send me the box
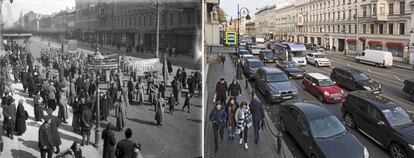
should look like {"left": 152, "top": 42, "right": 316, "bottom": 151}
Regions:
{"left": 225, "top": 32, "right": 237, "bottom": 45}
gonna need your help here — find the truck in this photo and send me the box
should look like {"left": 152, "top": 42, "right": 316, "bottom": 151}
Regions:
{"left": 253, "top": 37, "right": 266, "bottom": 49}
{"left": 273, "top": 43, "right": 307, "bottom": 66}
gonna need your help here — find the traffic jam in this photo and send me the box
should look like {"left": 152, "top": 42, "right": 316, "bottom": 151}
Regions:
{"left": 237, "top": 36, "right": 414, "bottom": 158}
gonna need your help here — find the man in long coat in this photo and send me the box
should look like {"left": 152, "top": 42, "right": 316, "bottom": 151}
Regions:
{"left": 46, "top": 108, "right": 62, "bottom": 153}
{"left": 100, "top": 94, "right": 111, "bottom": 121}
{"left": 48, "top": 82, "right": 57, "bottom": 111}
{"left": 38, "top": 118, "right": 53, "bottom": 158}
{"left": 2, "top": 95, "right": 16, "bottom": 139}
{"left": 81, "top": 103, "right": 93, "bottom": 146}
{"left": 72, "top": 98, "right": 81, "bottom": 132}
{"left": 58, "top": 92, "right": 69, "bottom": 124}
{"left": 155, "top": 94, "right": 165, "bottom": 126}
{"left": 115, "top": 96, "right": 127, "bottom": 131}
{"left": 15, "top": 99, "right": 27, "bottom": 136}
{"left": 135, "top": 79, "right": 145, "bottom": 106}
{"left": 21, "top": 69, "right": 28, "bottom": 93}
{"left": 102, "top": 123, "right": 116, "bottom": 158}
{"left": 34, "top": 92, "right": 44, "bottom": 121}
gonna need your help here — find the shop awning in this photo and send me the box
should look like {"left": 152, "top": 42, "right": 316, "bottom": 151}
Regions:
{"left": 368, "top": 41, "right": 382, "bottom": 46}
{"left": 346, "top": 39, "right": 356, "bottom": 43}
{"left": 386, "top": 42, "right": 404, "bottom": 48}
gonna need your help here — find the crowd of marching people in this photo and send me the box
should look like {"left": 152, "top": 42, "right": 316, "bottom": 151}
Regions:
{"left": 209, "top": 78, "right": 266, "bottom": 153}
{"left": 0, "top": 39, "right": 201, "bottom": 158}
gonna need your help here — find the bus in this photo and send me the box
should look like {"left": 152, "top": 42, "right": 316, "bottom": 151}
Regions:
{"left": 274, "top": 43, "right": 307, "bottom": 66}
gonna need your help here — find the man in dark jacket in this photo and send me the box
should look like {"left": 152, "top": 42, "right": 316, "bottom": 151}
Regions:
{"left": 115, "top": 128, "right": 138, "bottom": 158}
{"left": 215, "top": 78, "right": 228, "bottom": 105}
{"left": 249, "top": 94, "right": 265, "bottom": 144}
{"left": 46, "top": 108, "right": 62, "bottom": 153}
{"left": 228, "top": 79, "right": 242, "bottom": 101}
{"left": 38, "top": 118, "right": 53, "bottom": 158}
{"left": 101, "top": 94, "right": 111, "bottom": 121}
{"left": 127, "top": 78, "right": 134, "bottom": 103}
{"left": 21, "top": 69, "right": 28, "bottom": 93}
{"left": 15, "top": 99, "right": 27, "bottom": 136}
{"left": 102, "top": 123, "right": 116, "bottom": 158}
{"left": 209, "top": 103, "right": 227, "bottom": 152}
{"left": 2, "top": 94, "right": 16, "bottom": 140}
{"left": 81, "top": 103, "right": 93, "bottom": 146}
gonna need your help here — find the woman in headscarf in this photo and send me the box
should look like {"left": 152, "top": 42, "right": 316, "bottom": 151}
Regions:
{"left": 15, "top": 99, "right": 27, "bottom": 136}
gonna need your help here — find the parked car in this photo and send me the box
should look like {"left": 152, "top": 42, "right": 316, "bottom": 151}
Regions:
{"left": 402, "top": 79, "right": 414, "bottom": 101}
{"left": 259, "top": 50, "right": 276, "bottom": 63}
{"left": 279, "top": 102, "right": 369, "bottom": 158}
{"left": 238, "top": 50, "right": 250, "bottom": 59}
{"left": 330, "top": 67, "right": 381, "bottom": 94}
{"left": 276, "top": 61, "right": 306, "bottom": 79}
{"left": 240, "top": 54, "right": 255, "bottom": 66}
{"left": 305, "top": 52, "right": 331, "bottom": 67}
{"left": 254, "top": 67, "right": 298, "bottom": 103}
{"left": 355, "top": 49, "right": 393, "bottom": 67}
{"left": 243, "top": 58, "right": 265, "bottom": 79}
{"left": 303, "top": 73, "right": 345, "bottom": 103}
{"left": 341, "top": 91, "right": 414, "bottom": 158}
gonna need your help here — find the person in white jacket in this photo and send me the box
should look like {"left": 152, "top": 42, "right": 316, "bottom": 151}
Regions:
{"left": 235, "top": 101, "right": 251, "bottom": 150}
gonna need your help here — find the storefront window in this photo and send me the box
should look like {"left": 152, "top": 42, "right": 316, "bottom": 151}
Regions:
{"left": 388, "top": 46, "right": 403, "bottom": 57}
{"left": 348, "top": 43, "right": 356, "bottom": 51}
{"left": 370, "top": 45, "right": 382, "bottom": 50}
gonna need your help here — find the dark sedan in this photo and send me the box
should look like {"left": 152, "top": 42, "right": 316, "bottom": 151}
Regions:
{"left": 255, "top": 67, "right": 298, "bottom": 103}
{"left": 280, "top": 102, "right": 369, "bottom": 158}
{"left": 276, "top": 61, "right": 306, "bottom": 79}
{"left": 331, "top": 67, "right": 381, "bottom": 94}
{"left": 243, "top": 58, "right": 264, "bottom": 80}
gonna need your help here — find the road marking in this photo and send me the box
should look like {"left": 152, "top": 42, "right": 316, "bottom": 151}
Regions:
{"left": 393, "top": 75, "right": 403, "bottom": 82}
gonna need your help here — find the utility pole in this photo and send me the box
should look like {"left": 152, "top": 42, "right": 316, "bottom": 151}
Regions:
{"left": 156, "top": 1, "right": 160, "bottom": 58}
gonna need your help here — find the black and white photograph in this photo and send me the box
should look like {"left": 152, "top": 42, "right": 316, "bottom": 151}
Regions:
{"left": 0, "top": 0, "right": 202, "bottom": 157}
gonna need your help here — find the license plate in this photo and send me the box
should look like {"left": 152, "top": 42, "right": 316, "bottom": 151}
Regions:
{"left": 283, "top": 96, "right": 292, "bottom": 99}
{"left": 334, "top": 97, "right": 341, "bottom": 100}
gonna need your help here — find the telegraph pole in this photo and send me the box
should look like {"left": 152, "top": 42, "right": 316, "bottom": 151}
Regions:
{"left": 156, "top": 1, "right": 160, "bottom": 58}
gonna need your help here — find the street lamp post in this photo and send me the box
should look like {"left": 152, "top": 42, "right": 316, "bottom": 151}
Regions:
{"left": 236, "top": 4, "right": 250, "bottom": 80}
{"left": 93, "top": 52, "right": 104, "bottom": 147}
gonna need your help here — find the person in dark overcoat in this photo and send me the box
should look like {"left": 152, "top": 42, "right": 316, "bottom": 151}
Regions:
{"left": 38, "top": 118, "right": 53, "bottom": 158}
{"left": 80, "top": 103, "right": 93, "bottom": 146}
{"left": 100, "top": 94, "right": 111, "bottom": 121}
{"left": 187, "top": 75, "right": 195, "bottom": 96}
{"left": 167, "top": 60, "right": 173, "bottom": 75}
{"left": 34, "top": 92, "right": 44, "bottom": 121}
{"left": 215, "top": 78, "right": 228, "bottom": 105}
{"left": 72, "top": 97, "right": 81, "bottom": 132}
{"left": 116, "top": 96, "right": 127, "bottom": 131}
{"left": 27, "top": 74, "right": 35, "bottom": 97}
{"left": 21, "top": 69, "right": 28, "bottom": 93}
{"left": 2, "top": 95, "right": 16, "bottom": 139}
{"left": 155, "top": 94, "right": 165, "bottom": 126}
{"left": 115, "top": 129, "right": 136, "bottom": 158}
{"left": 102, "top": 123, "right": 116, "bottom": 158}
{"left": 15, "top": 99, "right": 27, "bottom": 136}
{"left": 46, "top": 108, "right": 62, "bottom": 153}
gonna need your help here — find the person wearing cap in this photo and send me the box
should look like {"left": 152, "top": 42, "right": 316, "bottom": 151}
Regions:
{"left": 2, "top": 94, "right": 16, "bottom": 140}
{"left": 80, "top": 103, "right": 93, "bottom": 146}
{"left": 46, "top": 108, "right": 62, "bottom": 153}
{"left": 135, "top": 79, "right": 145, "bottom": 106}
{"left": 100, "top": 93, "right": 111, "bottom": 121}
{"left": 102, "top": 123, "right": 116, "bottom": 158}
{"left": 21, "top": 68, "right": 28, "bottom": 93}
{"left": 48, "top": 82, "right": 57, "bottom": 111}
{"left": 38, "top": 118, "right": 53, "bottom": 158}
{"left": 215, "top": 78, "right": 228, "bottom": 105}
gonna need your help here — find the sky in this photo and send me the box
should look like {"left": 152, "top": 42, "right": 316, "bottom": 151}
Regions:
{"left": 2, "top": 0, "right": 75, "bottom": 28}
{"left": 219, "top": 0, "right": 291, "bottom": 21}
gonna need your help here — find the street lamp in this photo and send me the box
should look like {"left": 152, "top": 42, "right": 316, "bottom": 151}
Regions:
{"left": 93, "top": 51, "right": 104, "bottom": 147}
{"left": 0, "top": 0, "right": 14, "bottom": 56}
{"left": 236, "top": 4, "right": 250, "bottom": 80}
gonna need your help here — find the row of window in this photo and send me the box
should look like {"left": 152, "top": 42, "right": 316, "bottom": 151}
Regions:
{"left": 297, "top": 22, "right": 406, "bottom": 35}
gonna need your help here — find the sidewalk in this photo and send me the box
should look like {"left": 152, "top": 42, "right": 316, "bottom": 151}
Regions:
{"left": 204, "top": 54, "right": 293, "bottom": 158}
{"left": 31, "top": 37, "right": 201, "bottom": 70}
{"left": 0, "top": 75, "right": 100, "bottom": 158}
{"left": 326, "top": 50, "right": 414, "bottom": 71}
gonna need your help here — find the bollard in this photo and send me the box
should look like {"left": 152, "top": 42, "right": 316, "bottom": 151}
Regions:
{"left": 276, "top": 132, "right": 283, "bottom": 154}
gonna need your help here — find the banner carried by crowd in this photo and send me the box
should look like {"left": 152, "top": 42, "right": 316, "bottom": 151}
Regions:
{"left": 125, "top": 57, "right": 162, "bottom": 76}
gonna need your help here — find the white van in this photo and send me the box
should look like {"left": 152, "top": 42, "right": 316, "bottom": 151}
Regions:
{"left": 355, "top": 49, "right": 393, "bottom": 67}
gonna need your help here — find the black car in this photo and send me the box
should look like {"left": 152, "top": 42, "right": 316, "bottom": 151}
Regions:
{"left": 330, "top": 67, "right": 381, "bottom": 94}
{"left": 276, "top": 61, "right": 305, "bottom": 79}
{"left": 342, "top": 91, "right": 414, "bottom": 158}
{"left": 402, "top": 79, "right": 414, "bottom": 101}
{"left": 243, "top": 58, "right": 264, "bottom": 79}
{"left": 279, "top": 102, "right": 368, "bottom": 158}
{"left": 259, "top": 50, "right": 276, "bottom": 63}
{"left": 254, "top": 67, "right": 298, "bottom": 103}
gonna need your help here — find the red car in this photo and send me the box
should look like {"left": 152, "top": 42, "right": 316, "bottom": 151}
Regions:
{"left": 303, "top": 73, "right": 345, "bottom": 103}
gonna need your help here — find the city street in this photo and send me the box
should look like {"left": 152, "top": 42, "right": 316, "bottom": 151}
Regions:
{"left": 245, "top": 51, "right": 414, "bottom": 158}
{"left": 1, "top": 36, "right": 202, "bottom": 157}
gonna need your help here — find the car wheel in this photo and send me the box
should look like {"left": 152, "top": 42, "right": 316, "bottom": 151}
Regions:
{"left": 344, "top": 113, "right": 356, "bottom": 129}
{"left": 318, "top": 94, "right": 324, "bottom": 102}
{"left": 279, "top": 118, "right": 287, "bottom": 133}
{"left": 389, "top": 143, "right": 408, "bottom": 158}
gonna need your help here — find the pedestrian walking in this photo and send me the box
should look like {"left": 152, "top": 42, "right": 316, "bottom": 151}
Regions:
{"left": 48, "top": 82, "right": 57, "bottom": 111}
{"left": 221, "top": 54, "right": 225, "bottom": 66}
{"left": 168, "top": 94, "right": 175, "bottom": 114}
{"left": 228, "top": 79, "right": 242, "bottom": 101}
{"left": 46, "top": 108, "right": 62, "bottom": 153}
{"left": 115, "top": 128, "right": 138, "bottom": 158}
{"left": 155, "top": 94, "right": 165, "bottom": 126}
{"left": 135, "top": 79, "right": 144, "bottom": 106}
{"left": 38, "top": 118, "right": 53, "bottom": 158}
{"left": 58, "top": 92, "right": 69, "bottom": 124}
{"left": 34, "top": 92, "right": 45, "bottom": 121}
{"left": 72, "top": 98, "right": 81, "bottom": 132}
{"left": 158, "top": 82, "right": 165, "bottom": 99}
{"left": 102, "top": 123, "right": 116, "bottom": 158}
{"left": 209, "top": 102, "right": 227, "bottom": 153}
{"left": 116, "top": 96, "right": 127, "bottom": 131}
{"left": 226, "top": 98, "right": 237, "bottom": 141}
{"left": 187, "top": 74, "right": 195, "bottom": 96}
{"left": 127, "top": 78, "right": 134, "bottom": 104}
{"left": 167, "top": 60, "right": 172, "bottom": 75}
{"left": 181, "top": 68, "right": 187, "bottom": 89}
{"left": 21, "top": 69, "right": 28, "bottom": 93}
{"left": 80, "top": 103, "right": 93, "bottom": 146}
{"left": 100, "top": 94, "right": 111, "bottom": 121}
{"left": 235, "top": 101, "right": 251, "bottom": 150}
{"left": 215, "top": 78, "right": 228, "bottom": 105}
{"left": 15, "top": 99, "right": 28, "bottom": 136}
{"left": 182, "top": 93, "right": 190, "bottom": 113}
{"left": 2, "top": 93, "right": 16, "bottom": 140}
{"left": 249, "top": 94, "right": 265, "bottom": 144}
